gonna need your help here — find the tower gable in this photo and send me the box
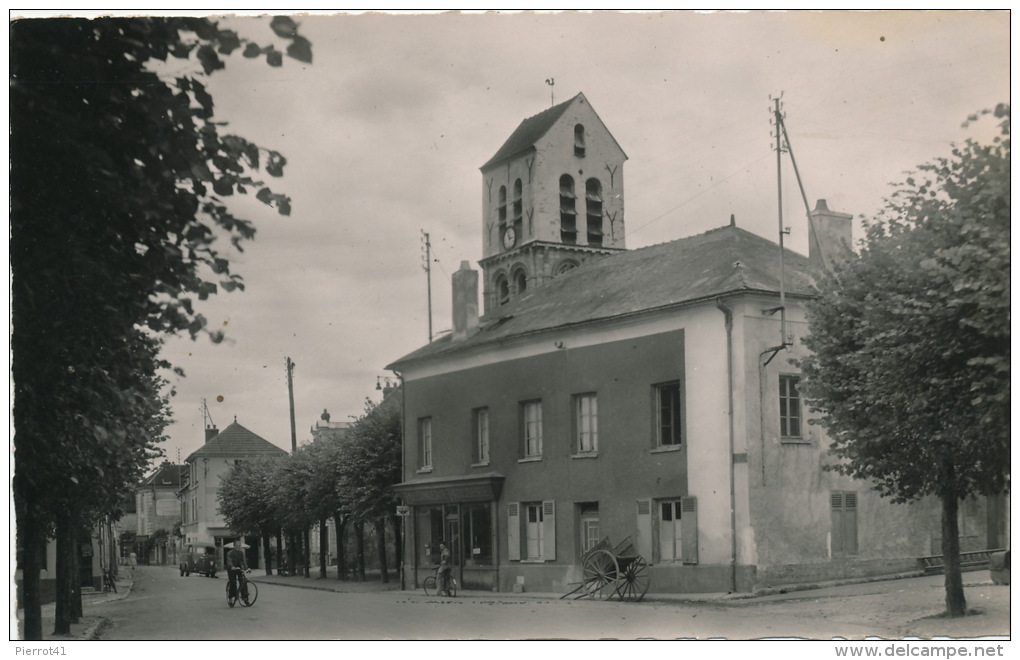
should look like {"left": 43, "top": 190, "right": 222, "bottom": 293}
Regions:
{"left": 479, "top": 93, "right": 628, "bottom": 313}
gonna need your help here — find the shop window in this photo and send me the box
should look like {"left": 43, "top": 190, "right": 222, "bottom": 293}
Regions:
{"left": 464, "top": 503, "right": 493, "bottom": 566}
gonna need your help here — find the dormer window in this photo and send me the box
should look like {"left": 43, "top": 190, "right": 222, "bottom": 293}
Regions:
{"left": 586, "top": 178, "right": 604, "bottom": 246}
{"left": 559, "top": 174, "right": 577, "bottom": 244}
{"left": 574, "top": 124, "right": 585, "bottom": 157}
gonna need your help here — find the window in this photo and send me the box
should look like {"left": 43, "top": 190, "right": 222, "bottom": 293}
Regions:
{"left": 574, "top": 123, "right": 586, "bottom": 157}
{"left": 497, "top": 185, "right": 507, "bottom": 238}
{"left": 585, "top": 178, "right": 603, "bottom": 246}
{"left": 559, "top": 175, "right": 577, "bottom": 244}
{"left": 830, "top": 491, "right": 858, "bottom": 556}
{"left": 521, "top": 400, "right": 543, "bottom": 458}
{"left": 496, "top": 274, "right": 510, "bottom": 306}
{"left": 473, "top": 408, "right": 490, "bottom": 464}
{"left": 464, "top": 503, "right": 493, "bottom": 566}
{"left": 418, "top": 417, "right": 433, "bottom": 469}
{"left": 654, "top": 381, "right": 683, "bottom": 447}
{"left": 578, "top": 502, "right": 600, "bottom": 554}
{"left": 513, "top": 268, "right": 527, "bottom": 296}
{"left": 508, "top": 500, "right": 556, "bottom": 561}
{"left": 513, "top": 178, "right": 523, "bottom": 239}
{"left": 574, "top": 393, "right": 598, "bottom": 454}
{"left": 779, "top": 375, "right": 802, "bottom": 438}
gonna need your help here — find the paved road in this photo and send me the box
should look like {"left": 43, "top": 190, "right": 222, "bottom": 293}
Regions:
{"left": 90, "top": 566, "right": 1009, "bottom": 640}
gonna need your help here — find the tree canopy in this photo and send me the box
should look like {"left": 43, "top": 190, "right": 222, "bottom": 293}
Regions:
{"left": 10, "top": 16, "right": 311, "bottom": 639}
{"left": 797, "top": 105, "right": 1009, "bottom": 615}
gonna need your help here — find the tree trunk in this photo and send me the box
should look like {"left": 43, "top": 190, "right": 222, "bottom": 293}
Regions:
{"left": 262, "top": 533, "right": 273, "bottom": 575}
{"left": 18, "top": 512, "right": 44, "bottom": 640}
{"left": 941, "top": 486, "right": 967, "bottom": 617}
{"left": 275, "top": 531, "right": 284, "bottom": 574}
{"left": 354, "top": 522, "right": 366, "bottom": 581}
{"left": 375, "top": 518, "right": 388, "bottom": 583}
{"left": 319, "top": 517, "right": 328, "bottom": 579}
{"left": 53, "top": 514, "right": 74, "bottom": 635}
{"left": 70, "top": 534, "right": 82, "bottom": 622}
{"left": 390, "top": 514, "right": 403, "bottom": 589}
{"left": 334, "top": 512, "right": 347, "bottom": 581}
{"left": 303, "top": 525, "right": 311, "bottom": 578}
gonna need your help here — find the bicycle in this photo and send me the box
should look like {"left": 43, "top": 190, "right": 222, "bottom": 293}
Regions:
{"left": 422, "top": 566, "right": 457, "bottom": 597}
{"left": 226, "top": 568, "right": 258, "bottom": 608}
{"left": 102, "top": 569, "right": 117, "bottom": 593}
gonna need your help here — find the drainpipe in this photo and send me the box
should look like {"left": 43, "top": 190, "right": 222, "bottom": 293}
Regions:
{"left": 391, "top": 369, "right": 406, "bottom": 591}
{"left": 715, "top": 298, "right": 738, "bottom": 594}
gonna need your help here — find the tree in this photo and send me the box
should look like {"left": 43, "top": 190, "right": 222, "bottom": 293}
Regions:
{"left": 218, "top": 455, "right": 287, "bottom": 575}
{"left": 798, "top": 105, "right": 1009, "bottom": 617}
{"left": 11, "top": 16, "right": 311, "bottom": 639}
{"left": 338, "top": 390, "right": 403, "bottom": 583}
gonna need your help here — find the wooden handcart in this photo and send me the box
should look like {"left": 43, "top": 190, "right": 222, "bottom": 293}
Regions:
{"left": 562, "top": 536, "right": 651, "bottom": 602}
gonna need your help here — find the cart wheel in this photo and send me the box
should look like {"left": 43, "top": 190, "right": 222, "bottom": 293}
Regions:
{"left": 582, "top": 549, "right": 619, "bottom": 600}
{"left": 615, "top": 556, "right": 650, "bottom": 602}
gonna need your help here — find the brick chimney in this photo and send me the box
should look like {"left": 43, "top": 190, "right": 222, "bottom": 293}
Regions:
{"left": 452, "top": 261, "right": 479, "bottom": 341}
{"left": 204, "top": 425, "right": 219, "bottom": 443}
{"left": 808, "top": 199, "right": 853, "bottom": 271}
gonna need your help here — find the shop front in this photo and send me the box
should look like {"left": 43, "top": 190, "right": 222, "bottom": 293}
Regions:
{"left": 395, "top": 473, "right": 504, "bottom": 592}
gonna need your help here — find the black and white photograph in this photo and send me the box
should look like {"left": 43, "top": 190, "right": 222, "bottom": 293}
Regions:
{"left": 9, "top": 8, "right": 1011, "bottom": 653}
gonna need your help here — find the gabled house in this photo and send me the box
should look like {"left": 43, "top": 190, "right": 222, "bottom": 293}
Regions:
{"left": 179, "top": 419, "right": 288, "bottom": 568}
{"left": 135, "top": 461, "right": 188, "bottom": 565}
{"left": 388, "top": 93, "right": 996, "bottom": 595}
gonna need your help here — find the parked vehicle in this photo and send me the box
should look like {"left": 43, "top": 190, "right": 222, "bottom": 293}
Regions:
{"left": 180, "top": 543, "right": 219, "bottom": 577}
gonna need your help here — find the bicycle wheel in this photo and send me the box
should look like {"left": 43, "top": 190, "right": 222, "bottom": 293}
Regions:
{"left": 242, "top": 580, "right": 258, "bottom": 607}
{"left": 226, "top": 581, "right": 237, "bottom": 608}
{"left": 423, "top": 575, "right": 437, "bottom": 597}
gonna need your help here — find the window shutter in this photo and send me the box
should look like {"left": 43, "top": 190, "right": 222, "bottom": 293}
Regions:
{"left": 507, "top": 502, "right": 520, "bottom": 561}
{"left": 830, "top": 492, "right": 845, "bottom": 556}
{"left": 844, "top": 492, "right": 858, "bottom": 555}
{"left": 680, "top": 496, "right": 698, "bottom": 565}
{"left": 542, "top": 500, "right": 556, "bottom": 561}
{"left": 635, "top": 499, "right": 652, "bottom": 562}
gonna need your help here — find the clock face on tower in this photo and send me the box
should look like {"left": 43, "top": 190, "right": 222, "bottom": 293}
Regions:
{"left": 502, "top": 226, "right": 517, "bottom": 250}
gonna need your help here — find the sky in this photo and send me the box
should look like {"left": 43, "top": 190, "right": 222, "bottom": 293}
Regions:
{"left": 92, "top": 10, "right": 1008, "bottom": 467}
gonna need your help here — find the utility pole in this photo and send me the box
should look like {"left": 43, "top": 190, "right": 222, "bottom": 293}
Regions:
{"left": 421, "top": 230, "right": 433, "bottom": 342}
{"left": 285, "top": 357, "right": 297, "bottom": 452}
{"left": 771, "top": 94, "right": 790, "bottom": 349}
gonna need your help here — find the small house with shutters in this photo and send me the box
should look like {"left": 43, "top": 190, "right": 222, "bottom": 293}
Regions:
{"left": 388, "top": 93, "right": 1001, "bottom": 595}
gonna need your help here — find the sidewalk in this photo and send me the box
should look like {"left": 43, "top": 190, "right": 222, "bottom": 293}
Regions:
{"left": 13, "top": 567, "right": 135, "bottom": 642}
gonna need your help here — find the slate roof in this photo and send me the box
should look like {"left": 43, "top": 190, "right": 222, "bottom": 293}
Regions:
{"left": 140, "top": 462, "right": 187, "bottom": 488}
{"left": 481, "top": 95, "right": 577, "bottom": 171}
{"left": 388, "top": 224, "right": 818, "bottom": 369}
{"left": 185, "top": 421, "right": 288, "bottom": 462}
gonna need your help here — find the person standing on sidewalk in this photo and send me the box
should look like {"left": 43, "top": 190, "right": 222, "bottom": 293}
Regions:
{"left": 437, "top": 542, "right": 452, "bottom": 596}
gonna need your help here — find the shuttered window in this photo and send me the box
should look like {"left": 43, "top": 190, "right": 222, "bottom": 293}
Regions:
{"left": 651, "top": 496, "right": 698, "bottom": 564}
{"left": 508, "top": 500, "right": 555, "bottom": 561}
{"left": 507, "top": 502, "right": 520, "bottom": 561}
{"left": 831, "top": 491, "right": 858, "bottom": 556}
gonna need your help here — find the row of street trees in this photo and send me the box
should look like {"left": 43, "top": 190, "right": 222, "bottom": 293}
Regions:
{"left": 11, "top": 17, "right": 311, "bottom": 639}
{"left": 218, "top": 392, "right": 403, "bottom": 582}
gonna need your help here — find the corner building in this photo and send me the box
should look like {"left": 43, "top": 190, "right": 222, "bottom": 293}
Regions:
{"left": 389, "top": 93, "right": 1001, "bottom": 595}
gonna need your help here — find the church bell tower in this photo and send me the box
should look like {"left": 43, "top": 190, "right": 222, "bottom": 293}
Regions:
{"left": 478, "top": 92, "right": 628, "bottom": 314}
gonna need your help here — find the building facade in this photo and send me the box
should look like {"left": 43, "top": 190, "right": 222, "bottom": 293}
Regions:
{"left": 135, "top": 461, "right": 187, "bottom": 565}
{"left": 179, "top": 419, "right": 288, "bottom": 569}
{"left": 389, "top": 93, "right": 998, "bottom": 595}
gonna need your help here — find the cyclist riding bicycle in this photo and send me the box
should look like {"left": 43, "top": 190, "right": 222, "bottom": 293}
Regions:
{"left": 226, "top": 540, "right": 249, "bottom": 601}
